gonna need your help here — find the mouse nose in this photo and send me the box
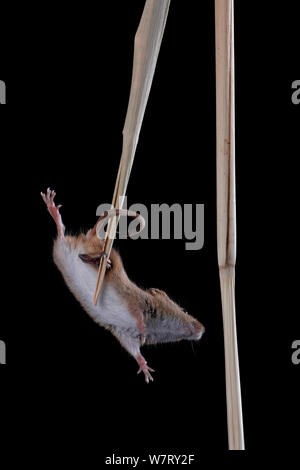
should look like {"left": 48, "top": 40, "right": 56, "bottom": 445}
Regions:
{"left": 190, "top": 319, "right": 205, "bottom": 340}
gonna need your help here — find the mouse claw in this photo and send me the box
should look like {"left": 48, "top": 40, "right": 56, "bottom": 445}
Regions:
{"left": 100, "top": 253, "right": 112, "bottom": 271}
{"left": 137, "top": 367, "right": 154, "bottom": 383}
{"left": 106, "top": 258, "right": 112, "bottom": 270}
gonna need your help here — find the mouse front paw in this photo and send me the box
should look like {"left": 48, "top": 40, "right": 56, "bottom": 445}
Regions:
{"left": 41, "top": 188, "right": 65, "bottom": 238}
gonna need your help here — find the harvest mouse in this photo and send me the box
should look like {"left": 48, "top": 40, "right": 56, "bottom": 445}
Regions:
{"left": 41, "top": 188, "right": 205, "bottom": 382}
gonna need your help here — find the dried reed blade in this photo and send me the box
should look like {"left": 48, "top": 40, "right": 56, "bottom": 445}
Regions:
{"left": 215, "top": 0, "right": 245, "bottom": 450}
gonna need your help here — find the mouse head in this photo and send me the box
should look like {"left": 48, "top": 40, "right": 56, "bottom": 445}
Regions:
{"left": 147, "top": 288, "right": 205, "bottom": 342}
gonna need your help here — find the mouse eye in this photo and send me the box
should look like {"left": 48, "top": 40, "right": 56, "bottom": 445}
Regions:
{"left": 182, "top": 309, "right": 188, "bottom": 314}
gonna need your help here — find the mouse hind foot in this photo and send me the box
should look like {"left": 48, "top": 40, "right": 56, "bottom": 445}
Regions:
{"left": 112, "top": 328, "right": 155, "bottom": 384}
{"left": 136, "top": 354, "right": 155, "bottom": 383}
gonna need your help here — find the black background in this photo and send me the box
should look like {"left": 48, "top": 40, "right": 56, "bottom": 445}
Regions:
{"left": 0, "top": 0, "right": 299, "bottom": 461}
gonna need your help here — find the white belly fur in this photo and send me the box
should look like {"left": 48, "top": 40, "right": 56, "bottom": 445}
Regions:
{"left": 53, "top": 238, "right": 136, "bottom": 330}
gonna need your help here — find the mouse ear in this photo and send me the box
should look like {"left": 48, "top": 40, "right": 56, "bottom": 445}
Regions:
{"left": 147, "top": 288, "right": 168, "bottom": 298}
{"left": 79, "top": 254, "right": 100, "bottom": 266}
